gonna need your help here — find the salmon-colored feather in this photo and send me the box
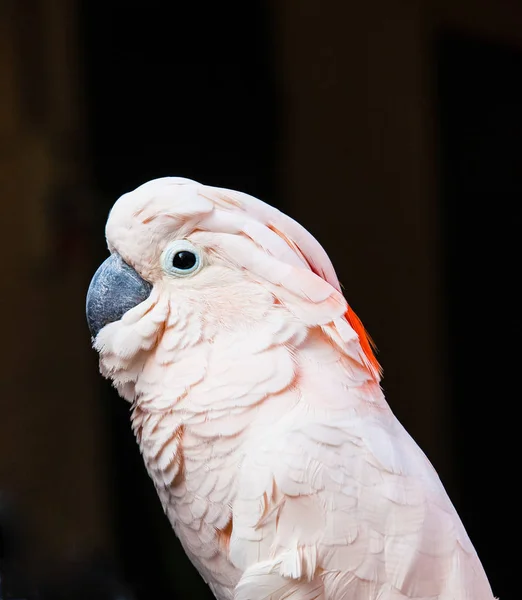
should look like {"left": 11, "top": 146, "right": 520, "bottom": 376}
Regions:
{"left": 345, "top": 305, "right": 382, "bottom": 379}
{"left": 265, "top": 220, "right": 381, "bottom": 379}
{"left": 91, "top": 177, "right": 496, "bottom": 600}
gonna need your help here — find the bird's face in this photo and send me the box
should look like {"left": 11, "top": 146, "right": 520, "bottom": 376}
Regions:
{"left": 86, "top": 178, "right": 315, "bottom": 400}
{"left": 86, "top": 177, "right": 379, "bottom": 403}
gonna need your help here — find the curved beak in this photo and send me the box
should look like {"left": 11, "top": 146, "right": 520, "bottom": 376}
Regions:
{"left": 86, "top": 253, "right": 152, "bottom": 338}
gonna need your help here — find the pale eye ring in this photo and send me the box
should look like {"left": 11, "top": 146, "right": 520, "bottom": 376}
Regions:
{"left": 161, "top": 240, "right": 202, "bottom": 276}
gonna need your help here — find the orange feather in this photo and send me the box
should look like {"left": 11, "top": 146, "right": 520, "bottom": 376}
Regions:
{"left": 345, "top": 305, "right": 382, "bottom": 379}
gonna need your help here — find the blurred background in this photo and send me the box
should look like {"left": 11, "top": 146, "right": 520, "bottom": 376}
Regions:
{"left": 0, "top": 0, "right": 518, "bottom": 598}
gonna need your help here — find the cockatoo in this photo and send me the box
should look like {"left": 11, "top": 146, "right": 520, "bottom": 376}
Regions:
{"left": 86, "top": 177, "right": 496, "bottom": 600}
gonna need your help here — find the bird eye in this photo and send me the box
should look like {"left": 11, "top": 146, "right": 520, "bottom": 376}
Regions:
{"left": 161, "top": 240, "right": 202, "bottom": 276}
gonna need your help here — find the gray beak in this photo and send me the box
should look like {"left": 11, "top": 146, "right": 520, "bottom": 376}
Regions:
{"left": 86, "top": 253, "right": 152, "bottom": 338}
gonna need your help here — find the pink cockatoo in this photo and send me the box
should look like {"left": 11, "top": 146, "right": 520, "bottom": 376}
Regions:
{"left": 86, "top": 177, "right": 496, "bottom": 600}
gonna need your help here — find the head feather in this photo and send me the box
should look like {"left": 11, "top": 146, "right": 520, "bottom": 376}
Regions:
{"left": 198, "top": 182, "right": 382, "bottom": 379}
{"left": 107, "top": 177, "right": 381, "bottom": 379}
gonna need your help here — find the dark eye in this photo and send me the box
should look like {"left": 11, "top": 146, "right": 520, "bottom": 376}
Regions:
{"left": 172, "top": 250, "right": 197, "bottom": 270}
{"left": 161, "top": 240, "right": 202, "bottom": 276}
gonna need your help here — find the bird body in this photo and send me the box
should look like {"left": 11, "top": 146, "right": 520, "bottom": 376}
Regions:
{"left": 87, "top": 177, "right": 496, "bottom": 600}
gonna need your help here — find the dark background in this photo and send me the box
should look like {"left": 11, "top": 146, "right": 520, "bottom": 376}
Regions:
{"left": 0, "top": 1, "right": 518, "bottom": 598}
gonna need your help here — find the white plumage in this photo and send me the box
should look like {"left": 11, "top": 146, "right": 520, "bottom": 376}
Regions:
{"left": 91, "top": 177, "right": 496, "bottom": 599}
